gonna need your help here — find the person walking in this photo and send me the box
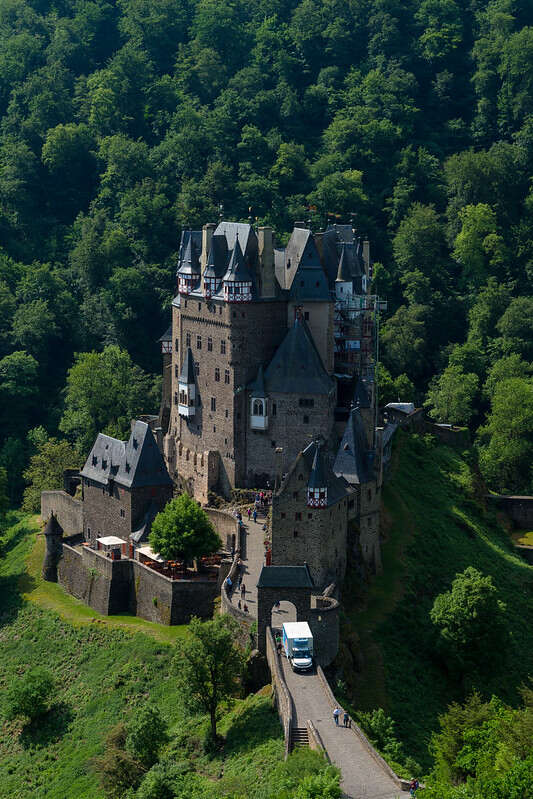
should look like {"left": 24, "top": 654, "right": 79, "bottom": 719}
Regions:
{"left": 409, "top": 778, "right": 419, "bottom": 797}
{"left": 241, "top": 582, "right": 246, "bottom": 599}
{"left": 343, "top": 711, "right": 350, "bottom": 727}
{"left": 247, "top": 507, "right": 251, "bottom": 520}
{"left": 333, "top": 707, "right": 340, "bottom": 726}
{"left": 253, "top": 508, "right": 257, "bottom": 523}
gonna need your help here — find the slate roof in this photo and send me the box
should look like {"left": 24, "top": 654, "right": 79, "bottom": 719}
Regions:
{"left": 81, "top": 421, "right": 172, "bottom": 489}
{"left": 222, "top": 236, "right": 253, "bottom": 283}
{"left": 130, "top": 501, "right": 159, "bottom": 544}
{"left": 300, "top": 441, "right": 351, "bottom": 506}
{"left": 264, "top": 318, "right": 334, "bottom": 395}
{"left": 336, "top": 242, "right": 351, "bottom": 282}
{"left": 288, "top": 234, "right": 331, "bottom": 302}
{"left": 307, "top": 442, "right": 327, "bottom": 489}
{"left": 179, "top": 346, "right": 196, "bottom": 384}
{"left": 354, "top": 378, "right": 371, "bottom": 409}
{"left": 204, "top": 233, "right": 228, "bottom": 279}
{"left": 249, "top": 365, "right": 267, "bottom": 398}
{"left": 333, "top": 407, "right": 373, "bottom": 485}
{"left": 177, "top": 233, "right": 201, "bottom": 276}
{"left": 214, "top": 221, "right": 257, "bottom": 261}
{"left": 158, "top": 325, "right": 172, "bottom": 343}
{"left": 320, "top": 226, "right": 364, "bottom": 289}
{"left": 257, "top": 564, "right": 314, "bottom": 589}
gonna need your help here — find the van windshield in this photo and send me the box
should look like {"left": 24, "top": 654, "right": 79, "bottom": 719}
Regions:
{"left": 293, "top": 648, "right": 310, "bottom": 658}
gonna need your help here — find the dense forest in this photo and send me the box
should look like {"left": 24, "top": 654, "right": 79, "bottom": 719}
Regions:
{"left": 0, "top": 0, "right": 533, "bottom": 505}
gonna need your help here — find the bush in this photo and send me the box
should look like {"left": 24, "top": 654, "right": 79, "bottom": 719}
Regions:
{"left": 126, "top": 705, "right": 168, "bottom": 770}
{"left": 5, "top": 667, "right": 56, "bottom": 722}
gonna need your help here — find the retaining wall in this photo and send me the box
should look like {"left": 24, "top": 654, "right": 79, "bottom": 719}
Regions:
{"left": 205, "top": 508, "right": 239, "bottom": 551}
{"left": 57, "top": 544, "right": 219, "bottom": 623}
{"left": 41, "top": 491, "right": 83, "bottom": 537}
{"left": 266, "top": 625, "right": 293, "bottom": 759}
{"left": 220, "top": 552, "right": 254, "bottom": 643}
{"left": 488, "top": 495, "right": 533, "bottom": 529}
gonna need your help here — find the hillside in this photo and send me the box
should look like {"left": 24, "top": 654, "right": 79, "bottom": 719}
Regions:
{"left": 0, "top": 515, "right": 335, "bottom": 799}
{"left": 339, "top": 432, "right": 533, "bottom": 769}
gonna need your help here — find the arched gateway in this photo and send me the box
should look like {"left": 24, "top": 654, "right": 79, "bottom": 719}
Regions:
{"left": 256, "top": 565, "right": 340, "bottom": 666}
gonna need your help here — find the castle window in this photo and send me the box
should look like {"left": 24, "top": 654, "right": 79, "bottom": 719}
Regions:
{"left": 348, "top": 499, "right": 354, "bottom": 509}
{"left": 367, "top": 489, "right": 372, "bottom": 501}
{"left": 271, "top": 440, "right": 276, "bottom": 447}
{"left": 295, "top": 512, "right": 302, "bottom": 521}
{"left": 198, "top": 302, "right": 201, "bottom": 311}
{"left": 213, "top": 425, "right": 216, "bottom": 432}
{"left": 281, "top": 512, "right": 286, "bottom": 518}
{"left": 252, "top": 399, "right": 264, "bottom": 416}
{"left": 303, "top": 415, "right": 309, "bottom": 424}
{"left": 215, "top": 368, "right": 220, "bottom": 382}
{"left": 242, "top": 312, "right": 245, "bottom": 317}
{"left": 196, "top": 335, "right": 202, "bottom": 349}
{"left": 175, "top": 338, "right": 179, "bottom": 350}
{"left": 221, "top": 340, "right": 226, "bottom": 354}
{"left": 300, "top": 280, "right": 304, "bottom": 287}
{"left": 299, "top": 398, "right": 314, "bottom": 408}
{"left": 186, "top": 332, "right": 191, "bottom": 347}
{"left": 211, "top": 397, "right": 216, "bottom": 411}
{"left": 120, "top": 509, "right": 125, "bottom": 518}
{"left": 293, "top": 491, "right": 298, "bottom": 499}
{"left": 184, "top": 300, "right": 188, "bottom": 308}
{"left": 224, "top": 369, "right": 230, "bottom": 384}
{"left": 315, "top": 281, "right": 320, "bottom": 287}
{"left": 304, "top": 312, "right": 309, "bottom": 321}
{"left": 175, "top": 365, "right": 179, "bottom": 378}
{"left": 208, "top": 337, "right": 213, "bottom": 351}
{"left": 272, "top": 403, "right": 277, "bottom": 416}
{"left": 298, "top": 474, "right": 303, "bottom": 480}
{"left": 195, "top": 362, "right": 200, "bottom": 375}
{"left": 233, "top": 311, "right": 237, "bottom": 318}
{"left": 293, "top": 530, "right": 298, "bottom": 538}
{"left": 225, "top": 409, "right": 229, "bottom": 418}
{"left": 308, "top": 513, "right": 312, "bottom": 519}
{"left": 92, "top": 455, "right": 97, "bottom": 466}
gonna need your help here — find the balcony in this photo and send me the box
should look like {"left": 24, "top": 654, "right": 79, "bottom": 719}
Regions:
{"left": 251, "top": 414, "right": 268, "bottom": 430}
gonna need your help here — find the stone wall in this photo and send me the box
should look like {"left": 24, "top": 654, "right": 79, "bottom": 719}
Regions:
{"left": 57, "top": 544, "right": 218, "bottom": 623}
{"left": 307, "top": 595, "right": 340, "bottom": 668}
{"left": 220, "top": 553, "right": 255, "bottom": 641}
{"left": 205, "top": 507, "right": 239, "bottom": 551}
{"left": 82, "top": 479, "right": 132, "bottom": 545}
{"left": 265, "top": 625, "right": 293, "bottom": 759}
{"left": 488, "top": 495, "right": 533, "bottom": 528}
{"left": 41, "top": 491, "right": 83, "bottom": 537}
{"left": 245, "top": 389, "right": 335, "bottom": 488}
{"left": 270, "top": 454, "right": 348, "bottom": 591}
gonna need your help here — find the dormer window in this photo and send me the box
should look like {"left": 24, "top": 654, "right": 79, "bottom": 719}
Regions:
{"left": 252, "top": 399, "right": 264, "bottom": 416}
{"left": 250, "top": 396, "right": 268, "bottom": 431}
{"left": 92, "top": 455, "right": 97, "bottom": 466}
{"left": 307, "top": 487, "right": 327, "bottom": 508}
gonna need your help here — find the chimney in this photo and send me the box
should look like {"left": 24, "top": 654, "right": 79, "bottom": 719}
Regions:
{"left": 363, "top": 239, "right": 370, "bottom": 277}
{"left": 258, "top": 226, "right": 275, "bottom": 298}
{"left": 201, "top": 222, "right": 216, "bottom": 271}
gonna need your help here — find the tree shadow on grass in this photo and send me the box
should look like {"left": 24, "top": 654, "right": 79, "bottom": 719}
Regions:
{"left": 223, "top": 698, "right": 282, "bottom": 756}
{"left": 0, "top": 574, "right": 27, "bottom": 629}
{"left": 19, "top": 702, "right": 74, "bottom": 749}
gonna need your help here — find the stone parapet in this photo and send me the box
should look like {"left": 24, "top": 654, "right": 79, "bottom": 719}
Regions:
{"left": 41, "top": 491, "right": 83, "bottom": 537}
{"left": 265, "top": 625, "right": 293, "bottom": 759}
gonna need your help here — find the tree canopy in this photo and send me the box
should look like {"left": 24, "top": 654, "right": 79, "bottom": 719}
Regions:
{"left": 149, "top": 494, "right": 221, "bottom": 562}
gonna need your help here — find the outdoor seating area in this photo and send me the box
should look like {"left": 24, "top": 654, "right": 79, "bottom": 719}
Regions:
{"left": 139, "top": 552, "right": 224, "bottom": 581}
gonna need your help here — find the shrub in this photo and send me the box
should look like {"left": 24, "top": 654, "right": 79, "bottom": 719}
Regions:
{"left": 5, "top": 667, "right": 56, "bottom": 722}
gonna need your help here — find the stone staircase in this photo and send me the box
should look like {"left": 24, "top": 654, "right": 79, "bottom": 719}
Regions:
{"left": 290, "top": 726, "right": 309, "bottom": 750}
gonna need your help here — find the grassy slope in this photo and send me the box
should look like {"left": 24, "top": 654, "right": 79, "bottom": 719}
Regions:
{"left": 341, "top": 433, "right": 533, "bottom": 769}
{"left": 0, "top": 515, "right": 308, "bottom": 799}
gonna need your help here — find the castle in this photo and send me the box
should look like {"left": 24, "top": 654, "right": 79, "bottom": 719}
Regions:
{"left": 161, "top": 220, "right": 385, "bottom": 584}
{"left": 41, "top": 219, "right": 386, "bottom": 635}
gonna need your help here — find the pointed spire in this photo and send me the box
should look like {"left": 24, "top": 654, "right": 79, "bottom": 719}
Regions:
{"left": 336, "top": 241, "right": 351, "bottom": 282}
{"left": 223, "top": 235, "right": 252, "bottom": 282}
{"left": 178, "top": 234, "right": 200, "bottom": 275}
{"left": 308, "top": 442, "right": 327, "bottom": 490}
{"left": 179, "top": 347, "right": 196, "bottom": 384}
{"left": 251, "top": 365, "right": 267, "bottom": 398}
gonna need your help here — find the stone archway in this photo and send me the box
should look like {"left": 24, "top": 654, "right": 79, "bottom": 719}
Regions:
{"left": 270, "top": 600, "right": 297, "bottom": 635}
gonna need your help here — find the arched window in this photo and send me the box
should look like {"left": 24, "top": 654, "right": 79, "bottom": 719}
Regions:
{"left": 252, "top": 399, "right": 264, "bottom": 416}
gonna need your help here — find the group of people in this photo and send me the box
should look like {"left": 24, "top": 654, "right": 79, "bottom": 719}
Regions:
{"left": 333, "top": 707, "right": 351, "bottom": 727}
{"left": 226, "top": 564, "right": 249, "bottom": 613}
{"left": 409, "top": 777, "right": 420, "bottom": 796}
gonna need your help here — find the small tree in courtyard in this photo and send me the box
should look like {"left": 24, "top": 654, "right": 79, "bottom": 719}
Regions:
{"left": 149, "top": 494, "right": 221, "bottom": 562}
{"left": 173, "top": 615, "right": 244, "bottom": 742}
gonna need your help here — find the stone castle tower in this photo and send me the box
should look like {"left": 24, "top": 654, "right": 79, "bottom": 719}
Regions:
{"left": 162, "top": 220, "right": 378, "bottom": 506}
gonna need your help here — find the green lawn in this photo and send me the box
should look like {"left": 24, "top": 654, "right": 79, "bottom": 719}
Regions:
{"left": 340, "top": 433, "right": 533, "bottom": 769}
{"left": 0, "top": 513, "right": 333, "bottom": 799}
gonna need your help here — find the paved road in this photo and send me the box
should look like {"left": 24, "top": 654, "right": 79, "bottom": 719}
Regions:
{"left": 281, "top": 656, "right": 408, "bottom": 799}
{"left": 227, "top": 514, "right": 266, "bottom": 616}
